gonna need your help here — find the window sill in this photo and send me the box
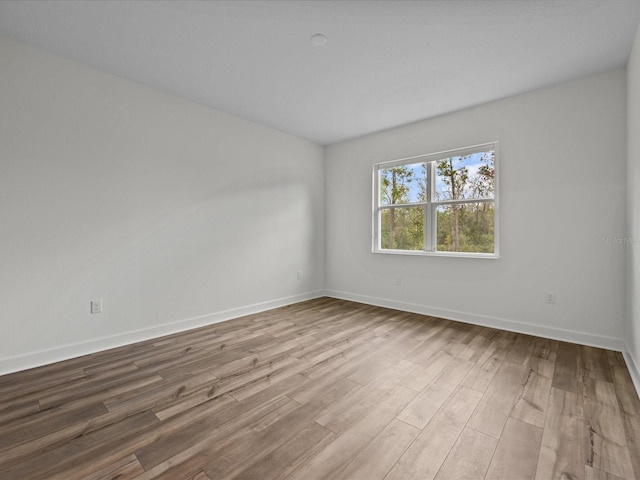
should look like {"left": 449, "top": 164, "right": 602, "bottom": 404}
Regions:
{"left": 372, "top": 249, "right": 500, "bottom": 259}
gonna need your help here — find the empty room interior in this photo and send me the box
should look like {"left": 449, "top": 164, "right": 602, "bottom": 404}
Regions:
{"left": 3, "top": 1, "right": 640, "bottom": 479}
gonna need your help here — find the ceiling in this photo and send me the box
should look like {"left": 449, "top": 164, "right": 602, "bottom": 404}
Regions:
{"left": 1, "top": 0, "right": 639, "bottom": 145}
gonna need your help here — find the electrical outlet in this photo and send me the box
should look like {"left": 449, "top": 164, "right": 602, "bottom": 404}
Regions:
{"left": 297, "top": 271, "right": 303, "bottom": 280}
{"left": 90, "top": 300, "right": 102, "bottom": 314}
{"left": 394, "top": 277, "right": 402, "bottom": 286}
{"left": 544, "top": 292, "right": 556, "bottom": 304}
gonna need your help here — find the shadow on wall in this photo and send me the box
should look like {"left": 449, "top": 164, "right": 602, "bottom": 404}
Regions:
{"left": 2, "top": 168, "right": 320, "bottom": 360}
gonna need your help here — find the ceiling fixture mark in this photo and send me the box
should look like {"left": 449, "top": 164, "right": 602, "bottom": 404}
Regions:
{"left": 311, "top": 33, "right": 327, "bottom": 46}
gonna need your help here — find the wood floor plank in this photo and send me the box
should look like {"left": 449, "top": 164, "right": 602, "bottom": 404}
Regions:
{"left": 612, "top": 364, "right": 634, "bottom": 385}
{"left": 189, "top": 471, "right": 213, "bottom": 480}
{"left": 136, "top": 394, "right": 290, "bottom": 471}
{"left": 0, "top": 410, "right": 160, "bottom": 479}
{"left": 384, "top": 386, "right": 483, "bottom": 480}
{"left": 396, "top": 376, "right": 457, "bottom": 429}
{"left": 552, "top": 342, "right": 584, "bottom": 396}
{"left": 202, "top": 401, "right": 328, "bottom": 480}
{"left": 103, "top": 370, "right": 218, "bottom": 413}
{"left": 299, "top": 341, "right": 374, "bottom": 380}
{"left": 0, "top": 368, "right": 88, "bottom": 409}
{"left": 583, "top": 346, "right": 614, "bottom": 383}
{"left": 607, "top": 350, "right": 626, "bottom": 368}
{"left": 37, "top": 365, "right": 166, "bottom": 410}
{"left": 535, "top": 387, "right": 585, "bottom": 480}
{"left": 455, "top": 328, "right": 494, "bottom": 362}
{"left": 625, "top": 435, "right": 640, "bottom": 480}
{"left": 82, "top": 454, "right": 145, "bottom": 480}
{"left": 434, "top": 356, "right": 474, "bottom": 386}
{"left": 0, "top": 400, "right": 40, "bottom": 427}
{"left": 527, "top": 337, "right": 559, "bottom": 379}
{"left": 510, "top": 368, "right": 553, "bottom": 428}
{"left": 459, "top": 341, "right": 508, "bottom": 393}
{"left": 400, "top": 349, "right": 455, "bottom": 392}
{"left": 289, "top": 375, "right": 360, "bottom": 407}
{"left": 156, "top": 354, "right": 301, "bottom": 420}
{"left": 285, "top": 385, "right": 417, "bottom": 480}
{"left": 504, "top": 334, "right": 537, "bottom": 366}
{"left": 583, "top": 378, "right": 635, "bottom": 479}
{"left": 333, "top": 349, "right": 392, "bottom": 386}
{"left": 584, "top": 465, "right": 625, "bottom": 480}
{"left": 333, "top": 418, "right": 419, "bottom": 480}
{"left": 466, "top": 361, "right": 527, "bottom": 438}
{"left": 485, "top": 417, "right": 543, "bottom": 480}
{"left": 402, "top": 328, "right": 451, "bottom": 365}
{"left": 233, "top": 422, "right": 335, "bottom": 480}
{"left": 315, "top": 360, "right": 417, "bottom": 434}
{"left": 0, "top": 402, "right": 108, "bottom": 451}
{"left": 135, "top": 396, "right": 300, "bottom": 479}
{"left": 432, "top": 426, "right": 498, "bottom": 480}
{"left": 614, "top": 380, "right": 640, "bottom": 440}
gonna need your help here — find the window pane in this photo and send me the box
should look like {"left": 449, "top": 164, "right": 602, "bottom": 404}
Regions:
{"left": 436, "top": 202, "right": 494, "bottom": 253}
{"left": 434, "top": 151, "right": 495, "bottom": 201}
{"left": 379, "top": 162, "right": 427, "bottom": 205}
{"left": 381, "top": 207, "right": 424, "bottom": 250}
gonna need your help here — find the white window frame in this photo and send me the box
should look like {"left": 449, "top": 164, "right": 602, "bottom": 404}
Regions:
{"left": 372, "top": 142, "right": 499, "bottom": 258}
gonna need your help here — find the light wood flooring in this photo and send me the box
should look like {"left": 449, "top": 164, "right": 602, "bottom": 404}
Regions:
{"left": 1, "top": 297, "right": 639, "bottom": 479}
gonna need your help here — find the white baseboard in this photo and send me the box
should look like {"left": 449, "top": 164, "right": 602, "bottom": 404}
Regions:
{"left": 623, "top": 343, "right": 640, "bottom": 396}
{"left": 325, "top": 289, "right": 626, "bottom": 352}
{"left": 0, "top": 290, "right": 325, "bottom": 376}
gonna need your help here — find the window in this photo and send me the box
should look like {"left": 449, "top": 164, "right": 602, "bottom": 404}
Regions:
{"left": 373, "top": 142, "right": 498, "bottom": 257}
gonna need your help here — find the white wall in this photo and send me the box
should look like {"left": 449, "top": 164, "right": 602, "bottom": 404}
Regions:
{"left": 326, "top": 69, "right": 628, "bottom": 349}
{"left": 626, "top": 25, "right": 640, "bottom": 387}
{"left": 0, "top": 36, "right": 325, "bottom": 374}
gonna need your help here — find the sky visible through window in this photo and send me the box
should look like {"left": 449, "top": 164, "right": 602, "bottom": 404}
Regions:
{"left": 396, "top": 152, "right": 489, "bottom": 203}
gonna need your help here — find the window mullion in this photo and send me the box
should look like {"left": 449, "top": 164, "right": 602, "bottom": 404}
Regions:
{"left": 374, "top": 168, "right": 380, "bottom": 251}
{"left": 432, "top": 197, "right": 494, "bottom": 207}
{"left": 431, "top": 162, "right": 437, "bottom": 251}
{"left": 424, "top": 162, "right": 433, "bottom": 252}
